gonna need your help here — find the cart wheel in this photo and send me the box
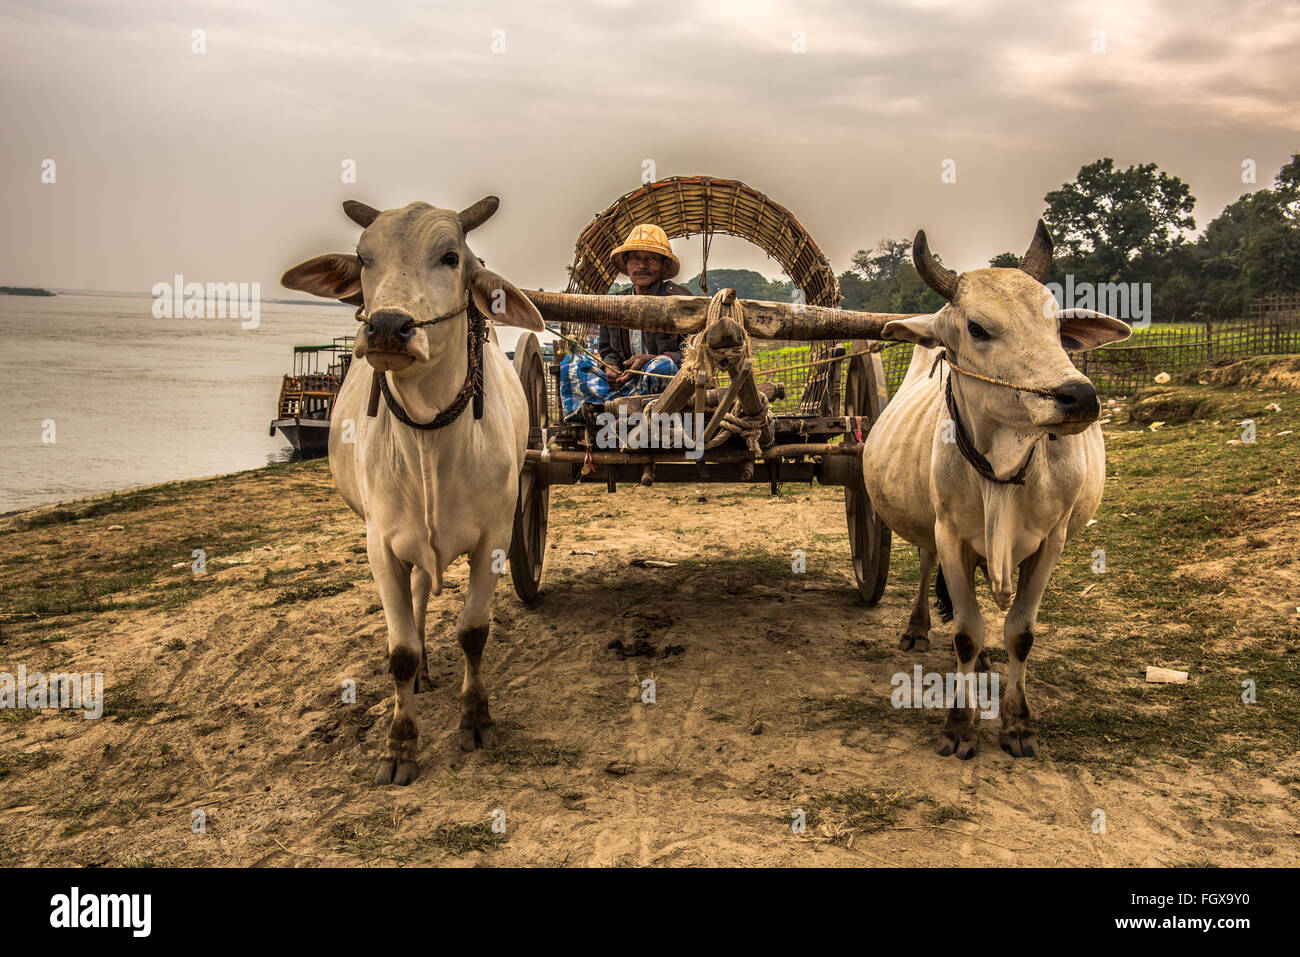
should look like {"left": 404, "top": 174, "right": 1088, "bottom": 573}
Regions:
{"left": 509, "top": 333, "right": 549, "bottom": 602}
{"left": 843, "top": 345, "right": 891, "bottom": 604}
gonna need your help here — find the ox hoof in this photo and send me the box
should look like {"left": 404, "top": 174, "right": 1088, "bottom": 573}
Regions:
{"left": 414, "top": 671, "right": 435, "bottom": 694}
{"left": 898, "top": 634, "right": 930, "bottom": 652}
{"left": 999, "top": 728, "right": 1038, "bottom": 758}
{"left": 457, "top": 721, "right": 500, "bottom": 752}
{"left": 936, "top": 731, "right": 978, "bottom": 760}
{"left": 374, "top": 757, "right": 420, "bottom": 786}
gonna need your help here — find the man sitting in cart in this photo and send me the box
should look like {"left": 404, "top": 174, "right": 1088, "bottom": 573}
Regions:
{"left": 559, "top": 223, "right": 691, "bottom": 425}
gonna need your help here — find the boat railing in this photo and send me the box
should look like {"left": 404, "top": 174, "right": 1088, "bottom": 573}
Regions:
{"left": 277, "top": 373, "right": 342, "bottom": 419}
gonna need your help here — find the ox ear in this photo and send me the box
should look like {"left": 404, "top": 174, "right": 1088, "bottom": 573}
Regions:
{"left": 881, "top": 313, "right": 942, "bottom": 350}
{"left": 282, "top": 253, "right": 362, "bottom": 301}
{"left": 1058, "top": 309, "right": 1131, "bottom": 351}
{"left": 468, "top": 265, "right": 544, "bottom": 331}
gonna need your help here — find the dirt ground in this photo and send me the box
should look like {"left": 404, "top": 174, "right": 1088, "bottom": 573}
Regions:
{"left": 3, "top": 369, "right": 1300, "bottom": 867}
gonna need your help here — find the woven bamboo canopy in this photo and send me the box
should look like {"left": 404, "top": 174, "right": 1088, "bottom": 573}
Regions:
{"left": 565, "top": 175, "right": 840, "bottom": 307}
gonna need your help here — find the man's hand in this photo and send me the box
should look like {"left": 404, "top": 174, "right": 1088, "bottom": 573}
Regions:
{"left": 613, "top": 354, "right": 655, "bottom": 387}
{"left": 604, "top": 362, "right": 623, "bottom": 386}
{"left": 623, "top": 353, "right": 656, "bottom": 371}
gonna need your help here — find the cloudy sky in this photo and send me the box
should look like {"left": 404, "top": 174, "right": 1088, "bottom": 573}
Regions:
{"left": 2, "top": 0, "right": 1297, "bottom": 294}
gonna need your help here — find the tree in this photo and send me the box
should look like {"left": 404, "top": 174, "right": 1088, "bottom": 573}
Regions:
{"left": 850, "top": 238, "right": 911, "bottom": 283}
{"left": 1043, "top": 158, "right": 1196, "bottom": 281}
{"left": 1195, "top": 154, "right": 1300, "bottom": 316}
{"left": 672, "top": 268, "right": 796, "bottom": 300}
{"left": 988, "top": 252, "right": 1020, "bottom": 268}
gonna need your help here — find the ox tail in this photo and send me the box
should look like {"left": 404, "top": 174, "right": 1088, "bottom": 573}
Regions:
{"left": 934, "top": 566, "right": 954, "bottom": 623}
{"left": 418, "top": 433, "right": 444, "bottom": 595}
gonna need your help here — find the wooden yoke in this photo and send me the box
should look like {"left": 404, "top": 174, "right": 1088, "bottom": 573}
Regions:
{"left": 523, "top": 289, "right": 920, "bottom": 340}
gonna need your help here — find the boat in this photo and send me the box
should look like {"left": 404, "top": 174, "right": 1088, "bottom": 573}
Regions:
{"left": 269, "top": 336, "right": 354, "bottom": 457}
{"left": 269, "top": 327, "right": 561, "bottom": 457}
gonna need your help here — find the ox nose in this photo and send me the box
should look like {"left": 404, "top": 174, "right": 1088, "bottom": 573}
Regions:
{"left": 1050, "top": 380, "right": 1100, "bottom": 419}
{"left": 365, "top": 309, "right": 416, "bottom": 351}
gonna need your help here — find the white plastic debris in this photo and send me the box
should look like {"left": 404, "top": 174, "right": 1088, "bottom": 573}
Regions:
{"left": 1154, "top": 372, "right": 1171, "bottom": 384}
{"left": 1149, "top": 421, "right": 1165, "bottom": 431}
{"left": 1266, "top": 403, "right": 1282, "bottom": 412}
{"left": 1145, "top": 666, "right": 1188, "bottom": 684}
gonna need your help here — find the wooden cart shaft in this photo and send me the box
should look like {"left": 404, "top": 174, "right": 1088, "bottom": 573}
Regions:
{"left": 522, "top": 289, "right": 920, "bottom": 341}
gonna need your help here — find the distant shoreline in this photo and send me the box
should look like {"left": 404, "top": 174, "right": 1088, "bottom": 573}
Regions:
{"left": 0, "top": 286, "right": 55, "bottom": 297}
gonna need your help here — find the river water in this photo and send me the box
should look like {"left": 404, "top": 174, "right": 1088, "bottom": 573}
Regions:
{"left": 0, "top": 292, "right": 357, "bottom": 513}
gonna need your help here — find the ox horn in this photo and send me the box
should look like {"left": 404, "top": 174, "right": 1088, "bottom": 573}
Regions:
{"left": 521, "top": 289, "right": 918, "bottom": 342}
{"left": 912, "top": 229, "right": 958, "bottom": 302}
{"left": 1019, "top": 218, "right": 1054, "bottom": 282}
{"left": 459, "top": 196, "right": 500, "bottom": 232}
{"left": 343, "top": 200, "right": 381, "bottom": 228}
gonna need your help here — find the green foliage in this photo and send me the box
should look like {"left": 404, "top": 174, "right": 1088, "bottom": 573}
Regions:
{"left": 1196, "top": 157, "right": 1300, "bottom": 315}
{"left": 680, "top": 268, "right": 794, "bottom": 301}
{"left": 838, "top": 238, "right": 946, "bottom": 314}
{"left": 1044, "top": 157, "right": 1197, "bottom": 277}
{"left": 838, "top": 262, "right": 945, "bottom": 313}
{"left": 1038, "top": 154, "right": 1299, "bottom": 321}
{"left": 850, "top": 238, "right": 911, "bottom": 282}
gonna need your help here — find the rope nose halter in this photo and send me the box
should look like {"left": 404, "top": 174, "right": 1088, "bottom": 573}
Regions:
{"left": 354, "top": 298, "right": 469, "bottom": 330}
{"left": 928, "top": 348, "right": 1056, "bottom": 486}
{"left": 355, "top": 297, "right": 487, "bottom": 428}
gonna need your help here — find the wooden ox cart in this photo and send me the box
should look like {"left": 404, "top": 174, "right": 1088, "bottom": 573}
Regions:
{"left": 510, "top": 176, "right": 913, "bottom": 604}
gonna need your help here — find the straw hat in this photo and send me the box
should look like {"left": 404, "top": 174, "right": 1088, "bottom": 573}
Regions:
{"left": 610, "top": 223, "right": 680, "bottom": 280}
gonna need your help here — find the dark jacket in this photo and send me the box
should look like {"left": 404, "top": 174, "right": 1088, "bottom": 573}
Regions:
{"left": 597, "top": 279, "right": 691, "bottom": 367}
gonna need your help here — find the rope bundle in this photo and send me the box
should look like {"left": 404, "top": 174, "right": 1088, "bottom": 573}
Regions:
{"left": 656, "top": 291, "right": 775, "bottom": 456}
{"left": 678, "top": 291, "right": 753, "bottom": 380}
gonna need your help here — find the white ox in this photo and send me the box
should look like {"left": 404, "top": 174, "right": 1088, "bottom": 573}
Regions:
{"left": 864, "top": 222, "right": 1129, "bottom": 760}
{"left": 282, "top": 197, "right": 544, "bottom": 785}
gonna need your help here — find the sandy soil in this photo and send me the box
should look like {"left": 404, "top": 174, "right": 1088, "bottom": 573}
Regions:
{"left": 1, "top": 449, "right": 1298, "bottom": 867}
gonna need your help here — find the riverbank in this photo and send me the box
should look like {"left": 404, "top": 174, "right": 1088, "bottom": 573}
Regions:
{"left": 1, "top": 363, "right": 1298, "bottom": 866}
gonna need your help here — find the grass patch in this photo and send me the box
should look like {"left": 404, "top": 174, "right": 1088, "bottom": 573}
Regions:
{"left": 0, "top": 746, "right": 57, "bottom": 780}
{"left": 102, "top": 684, "right": 166, "bottom": 722}
{"left": 266, "top": 580, "right": 353, "bottom": 606}
{"left": 429, "top": 820, "right": 506, "bottom": 857}
{"left": 930, "top": 803, "right": 974, "bottom": 825}
{"left": 808, "top": 786, "right": 920, "bottom": 833}
{"left": 484, "top": 739, "right": 584, "bottom": 768}
{"left": 329, "top": 803, "right": 420, "bottom": 863}
{"left": 805, "top": 693, "right": 907, "bottom": 730}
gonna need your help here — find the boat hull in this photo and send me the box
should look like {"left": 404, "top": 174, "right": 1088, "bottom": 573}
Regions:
{"left": 270, "top": 417, "right": 331, "bottom": 458}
